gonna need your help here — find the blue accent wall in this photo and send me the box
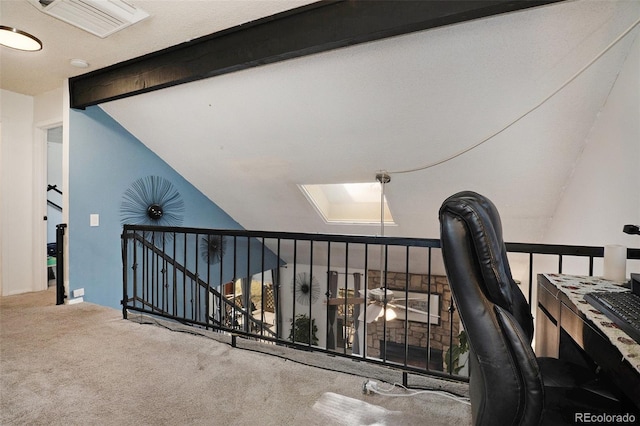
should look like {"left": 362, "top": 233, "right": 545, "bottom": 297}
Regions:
{"left": 69, "top": 106, "right": 264, "bottom": 309}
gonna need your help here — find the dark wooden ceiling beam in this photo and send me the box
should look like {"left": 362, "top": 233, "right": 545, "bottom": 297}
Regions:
{"left": 69, "top": 0, "right": 562, "bottom": 109}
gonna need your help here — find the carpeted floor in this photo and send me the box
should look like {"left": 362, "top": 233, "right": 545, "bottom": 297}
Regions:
{"left": 0, "top": 288, "right": 471, "bottom": 425}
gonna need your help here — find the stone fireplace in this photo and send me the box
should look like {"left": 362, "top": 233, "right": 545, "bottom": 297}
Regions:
{"left": 365, "top": 271, "right": 461, "bottom": 372}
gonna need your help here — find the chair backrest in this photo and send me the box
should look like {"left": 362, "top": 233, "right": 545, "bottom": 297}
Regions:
{"left": 439, "top": 191, "right": 543, "bottom": 426}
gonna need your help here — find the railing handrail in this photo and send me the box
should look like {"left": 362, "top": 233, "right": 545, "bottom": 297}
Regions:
{"left": 506, "top": 242, "right": 640, "bottom": 258}
{"left": 47, "top": 184, "right": 63, "bottom": 195}
{"left": 122, "top": 224, "right": 441, "bottom": 247}
{"left": 122, "top": 224, "right": 640, "bottom": 259}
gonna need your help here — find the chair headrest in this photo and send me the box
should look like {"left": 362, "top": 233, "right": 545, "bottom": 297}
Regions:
{"left": 439, "top": 190, "right": 516, "bottom": 312}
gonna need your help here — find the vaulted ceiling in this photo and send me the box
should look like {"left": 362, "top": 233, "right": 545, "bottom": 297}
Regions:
{"left": 3, "top": 0, "right": 640, "bottom": 244}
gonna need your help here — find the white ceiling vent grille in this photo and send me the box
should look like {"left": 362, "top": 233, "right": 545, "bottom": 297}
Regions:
{"left": 29, "top": 0, "right": 149, "bottom": 38}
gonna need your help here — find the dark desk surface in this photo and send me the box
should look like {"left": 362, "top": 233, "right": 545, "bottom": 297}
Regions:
{"left": 538, "top": 273, "right": 640, "bottom": 407}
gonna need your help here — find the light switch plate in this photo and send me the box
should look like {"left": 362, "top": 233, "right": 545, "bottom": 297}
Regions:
{"left": 90, "top": 214, "right": 99, "bottom": 227}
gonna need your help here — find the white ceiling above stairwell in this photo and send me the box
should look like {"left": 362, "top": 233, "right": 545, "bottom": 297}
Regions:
{"left": 99, "top": 0, "right": 640, "bottom": 243}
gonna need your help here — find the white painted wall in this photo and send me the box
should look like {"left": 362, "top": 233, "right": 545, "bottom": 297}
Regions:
{"left": 542, "top": 34, "right": 640, "bottom": 277}
{"left": 1, "top": 90, "right": 35, "bottom": 296}
{"left": 34, "top": 88, "right": 63, "bottom": 124}
{"left": 0, "top": 88, "right": 63, "bottom": 296}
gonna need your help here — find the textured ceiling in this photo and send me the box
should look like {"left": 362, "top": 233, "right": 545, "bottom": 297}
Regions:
{"left": 2, "top": 0, "right": 639, "bottom": 250}
{"left": 101, "top": 0, "right": 640, "bottom": 244}
{"left": 0, "top": 0, "right": 316, "bottom": 96}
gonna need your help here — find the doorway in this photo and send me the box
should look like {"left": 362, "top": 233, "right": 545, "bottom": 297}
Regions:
{"left": 46, "top": 126, "right": 63, "bottom": 288}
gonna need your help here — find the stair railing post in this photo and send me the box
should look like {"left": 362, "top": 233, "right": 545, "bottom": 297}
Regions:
{"left": 55, "top": 223, "right": 67, "bottom": 305}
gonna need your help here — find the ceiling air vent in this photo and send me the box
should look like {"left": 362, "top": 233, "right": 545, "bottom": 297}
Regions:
{"left": 29, "top": 0, "right": 149, "bottom": 38}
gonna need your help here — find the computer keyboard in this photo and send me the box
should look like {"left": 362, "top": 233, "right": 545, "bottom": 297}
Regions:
{"left": 585, "top": 291, "right": 640, "bottom": 345}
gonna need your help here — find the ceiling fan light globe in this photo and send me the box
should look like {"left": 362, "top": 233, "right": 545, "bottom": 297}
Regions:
{"left": 385, "top": 307, "right": 397, "bottom": 321}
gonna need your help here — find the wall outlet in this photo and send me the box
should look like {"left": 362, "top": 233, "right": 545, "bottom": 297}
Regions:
{"left": 73, "top": 288, "right": 85, "bottom": 298}
{"left": 90, "top": 214, "right": 99, "bottom": 227}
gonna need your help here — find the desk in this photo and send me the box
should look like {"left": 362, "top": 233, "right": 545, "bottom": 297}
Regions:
{"left": 537, "top": 274, "right": 640, "bottom": 408}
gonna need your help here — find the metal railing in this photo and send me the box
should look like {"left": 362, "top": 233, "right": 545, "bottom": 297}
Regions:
{"left": 121, "top": 224, "right": 640, "bottom": 382}
{"left": 55, "top": 223, "right": 67, "bottom": 305}
{"left": 47, "top": 184, "right": 63, "bottom": 212}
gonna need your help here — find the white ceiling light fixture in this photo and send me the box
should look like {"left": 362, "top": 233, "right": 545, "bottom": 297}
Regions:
{"left": 0, "top": 26, "right": 42, "bottom": 51}
{"left": 28, "top": 0, "right": 150, "bottom": 38}
{"left": 70, "top": 58, "right": 89, "bottom": 68}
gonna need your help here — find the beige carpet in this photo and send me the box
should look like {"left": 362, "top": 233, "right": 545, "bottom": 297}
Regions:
{"left": 0, "top": 288, "right": 471, "bottom": 425}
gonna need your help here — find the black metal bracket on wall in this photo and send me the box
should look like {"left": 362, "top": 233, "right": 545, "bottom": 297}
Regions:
{"left": 56, "top": 224, "right": 67, "bottom": 305}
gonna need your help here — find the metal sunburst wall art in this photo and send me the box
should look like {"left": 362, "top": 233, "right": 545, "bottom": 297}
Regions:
{"left": 292, "top": 272, "right": 320, "bottom": 305}
{"left": 120, "top": 175, "right": 185, "bottom": 243}
{"left": 200, "top": 235, "right": 227, "bottom": 264}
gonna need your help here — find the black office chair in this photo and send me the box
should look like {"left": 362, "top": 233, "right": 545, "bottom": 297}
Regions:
{"left": 438, "top": 191, "right": 619, "bottom": 425}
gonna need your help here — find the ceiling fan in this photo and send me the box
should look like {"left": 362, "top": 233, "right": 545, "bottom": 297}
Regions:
{"left": 354, "top": 174, "right": 440, "bottom": 324}
{"left": 358, "top": 288, "right": 440, "bottom": 323}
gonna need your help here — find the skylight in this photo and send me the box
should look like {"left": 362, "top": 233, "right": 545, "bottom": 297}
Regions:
{"left": 299, "top": 182, "right": 395, "bottom": 225}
